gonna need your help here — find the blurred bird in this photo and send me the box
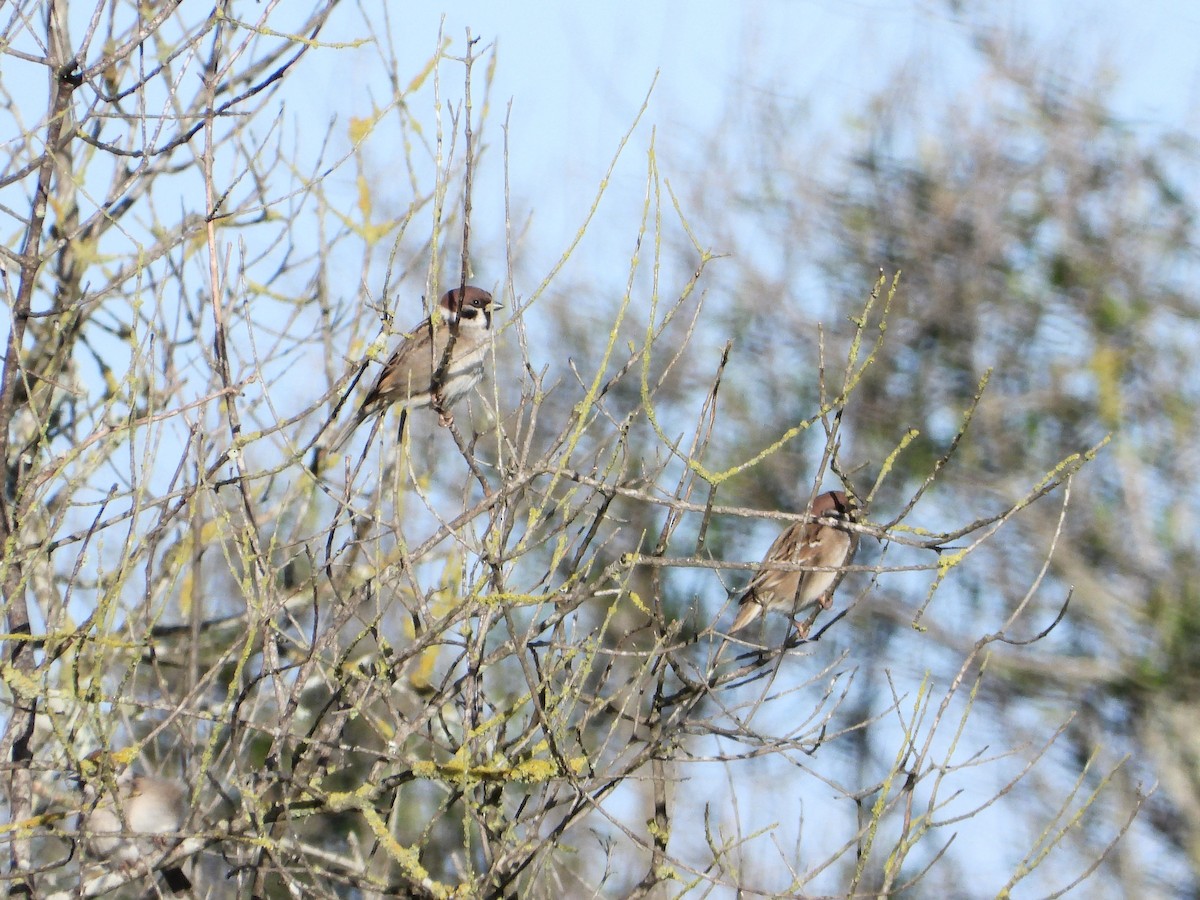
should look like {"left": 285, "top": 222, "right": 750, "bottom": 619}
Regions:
{"left": 728, "top": 490, "right": 860, "bottom": 639}
{"left": 79, "top": 752, "right": 192, "bottom": 894}
{"left": 327, "top": 285, "right": 501, "bottom": 452}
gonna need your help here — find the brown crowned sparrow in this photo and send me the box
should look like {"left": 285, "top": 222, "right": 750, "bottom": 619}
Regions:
{"left": 79, "top": 753, "right": 192, "bottom": 894}
{"left": 329, "top": 285, "right": 501, "bottom": 450}
{"left": 729, "top": 490, "right": 860, "bottom": 639}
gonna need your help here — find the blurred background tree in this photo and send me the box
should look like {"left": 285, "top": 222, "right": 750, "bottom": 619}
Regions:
{"left": 0, "top": 1, "right": 1195, "bottom": 898}
{"left": 655, "top": 25, "right": 1200, "bottom": 896}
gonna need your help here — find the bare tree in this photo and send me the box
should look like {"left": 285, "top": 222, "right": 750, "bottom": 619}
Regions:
{"left": 666, "top": 18, "right": 1198, "bottom": 900}
{"left": 0, "top": 3, "right": 1132, "bottom": 899}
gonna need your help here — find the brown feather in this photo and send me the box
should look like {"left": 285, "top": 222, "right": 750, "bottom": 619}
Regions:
{"left": 729, "top": 491, "right": 859, "bottom": 634}
{"left": 328, "top": 286, "right": 500, "bottom": 452}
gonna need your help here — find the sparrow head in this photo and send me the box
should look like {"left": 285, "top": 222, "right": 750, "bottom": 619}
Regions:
{"left": 439, "top": 286, "right": 501, "bottom": 331}
{"left": 813, "top": 490, "right": 858, "bottom": 522}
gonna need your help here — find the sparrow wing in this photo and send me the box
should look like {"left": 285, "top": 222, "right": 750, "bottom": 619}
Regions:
{"left": 746, "top": 521, "right": 811, "bottom": 596}
{"left": 729, "top": 514, "right": 859, "bottom": 632}
{"left": 358, "top": 316, "right": 440, "bottom": 417}
{"left": 730, "top": 521, "right": 812, "bottom": 632}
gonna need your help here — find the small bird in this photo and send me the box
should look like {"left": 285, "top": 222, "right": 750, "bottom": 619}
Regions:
{"left": 328, "top": 285, "right": 501, "bottom": 452}
{"left": 79, "top": 753, "right": 192, "bottom": 893}
{"left": 728, "top": 490, "right": 860, "bottom": 639}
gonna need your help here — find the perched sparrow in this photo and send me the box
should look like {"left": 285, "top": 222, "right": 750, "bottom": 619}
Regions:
{"left": 329, "top": 285, "right": 501, "bottom": 451}
{"left": 729, "top": 490, "right": 859, "bottom": 639}
{"left": 79, "top": 753, "right": 192, "bottom": 893}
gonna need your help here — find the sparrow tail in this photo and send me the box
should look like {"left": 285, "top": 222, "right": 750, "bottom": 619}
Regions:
{"left": 326, "top": 408, "right": 369, "bottom": 455}
{"left": 727, "top": 596, "right": 762, "bottom": 634}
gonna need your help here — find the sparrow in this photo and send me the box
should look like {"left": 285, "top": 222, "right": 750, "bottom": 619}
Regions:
{"left": 728, "top": 490, "right": 859, "bottom": 639}
{"left": 79, "top": 752, "right": 192, "bottom": 893}
{"left": 328, "top": 285, "right": 501, "bottom": 452}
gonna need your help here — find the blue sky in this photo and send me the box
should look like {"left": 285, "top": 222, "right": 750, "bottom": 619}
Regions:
{"left": 290, "top": 0, "right": 1200, "bottom": 305}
